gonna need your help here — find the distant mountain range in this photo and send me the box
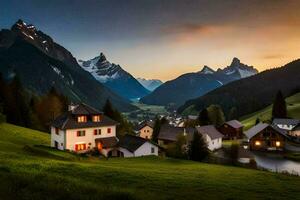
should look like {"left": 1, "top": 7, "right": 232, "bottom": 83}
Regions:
{"left": 137, "top": 78, "right": 163, "bottom": 91}
{"left": 0, "top": 20, "right": 136, "bottom": 111}
{"left": 78, "top": 53, "right": 150, "bottom": 100}
{"left": 178, "top": 59, "right": 300, "bottom": 118}
{"left": 140, "top": 58, "right": 258, "bottom": 107}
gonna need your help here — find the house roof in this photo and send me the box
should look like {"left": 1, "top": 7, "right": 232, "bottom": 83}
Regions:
{"left": 118, "top": 134, "right": 160, "bottom": 153}
{"left": 95, "top": 137, "right": 118, "bottom": 148}
{"left": 136, "top": 121, "right": 154, "bottom": 130}
{"left": 273, "top": 118, "right": 300, "bottom": 126}
{"left": 51, "top": 104, "right": 118, "bottom": 129}
{"left": 196, "top": 125, "right": 223, "bottom": 140}
{"left": 225, "top": 120, "right": 243, "bottom": 129}
{"left": 158, "top": 125, "right": 194, "bottom": 142}
{"left": 188, "top": 115, "right": 198, "bottom": 120}
{"left": 245, "top": 123, "right": 288, "bottom": 139}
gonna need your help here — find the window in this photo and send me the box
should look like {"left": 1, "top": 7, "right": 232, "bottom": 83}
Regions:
{"left": 145, "top": 136, "right": 148, "bottom": 139}
{"left": 75, "top": 144, "right": 86, "bottom": 151}
{"left": 77, "top": 130, "right": 86, "bottom": 137}
{"left": 276, "top": 141, "right": 281, "bottom": 147}
{"left": 77, "top": 115, "right": 87, "bottom": 123}
{"left": 55, "top": 128, "right": 59, "bottom": 135}
{"left": 107, "top": 128, "right": 111, "bottom": 134}
{"left": 94, "top": 129, "right": 101, "bottom": 135}
{"left": 255, "top": 141, "right": 261, "bottom": 146}
{"left": 92, "top": 115, "right": 101, "bottom": 122}
{"left": 151, "top": 147, "right": 155, "bottom": 153}
{"left": 61, "top": 143, "right": 63, "bottom": 146}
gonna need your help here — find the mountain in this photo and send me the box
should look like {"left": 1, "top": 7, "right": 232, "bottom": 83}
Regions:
{"left": 137, "top": 78, "right": 163, "bottom": 91}
{"left": 0, "top": 19, "right": 136, "bottom": 111}
{"left": 78, "top": 53, "right": 150, "bottom": 100}
{"left": 178, "top": 59, "right": 300, "bottom": 118}
{"left": 140, "top": 58, "right": 258, "bottom": 107}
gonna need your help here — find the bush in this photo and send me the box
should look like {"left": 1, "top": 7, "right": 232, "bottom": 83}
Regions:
{"left": 0, "top": 113, "right": 6, "bottom": 123}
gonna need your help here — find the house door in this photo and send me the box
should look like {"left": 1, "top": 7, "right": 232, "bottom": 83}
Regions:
{"left": 54, "top": 141, "right": 58, "bottom": 149}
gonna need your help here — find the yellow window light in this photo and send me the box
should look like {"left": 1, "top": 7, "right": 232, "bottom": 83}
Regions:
{"left": 255, "top": 141, "right": 261, "bottom": 146}
{"left": 276, "top": 141, "right": 281, "bottom": 147}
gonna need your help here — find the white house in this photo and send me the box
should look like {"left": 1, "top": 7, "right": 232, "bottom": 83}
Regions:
{"left": 51, "top": 103, "right": 161, "bottom": 157}
{"left": 196, "top": 125, "right": 223, "bottom": 151}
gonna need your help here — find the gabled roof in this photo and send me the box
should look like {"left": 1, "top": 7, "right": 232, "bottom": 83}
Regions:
{"left": 273, "top": 118, "right": 300, "bottom": 127}
{"left": 71, "top": 103, "right": 103, "bottom": 115}
{"left": 245, "top": 123, "right": 288, "bottom": 139}
{"left": 136, "top": 121, "right": 154, "bottom": 130}
{"left": 196, "top": 125, "right": 223, "bottom": 140}
{"left": 95, "top": 137, "right": 118, "bottom": 148}
{"left": 118, "top": 134, "right": 160, "bottom": 153}
{"left": 158, "top": 125, "right": 194, "bottom": 142}
{"left": 225, "top": 120, "right": 243, "bottom": 129}
{"left": 51, "top": 104, "right": 117, "bottom": 129}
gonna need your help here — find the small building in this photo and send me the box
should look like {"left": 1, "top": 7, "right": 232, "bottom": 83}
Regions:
{"left": 196, "top": 125, "right": 223, "bottom": 151}
{"left": 245, "top": 123, "right": 288, "bottom": 151}
{"left": 136, "top": 121, "right": 154, "bottom": 139}
{"left": 118, "top": 134, "right": 160, "bottom": 157}
{"left": 219, "top": 120, "right": 244, "bottom": 140}
{"left": 272, "top": 118, "right": 300, "bottom": 131}
{"left": 157, "top": 125, "right": 194, "bottom": 147}
{"left": 289, "top": 124, "right": 300, "bottom": 142}
{"left": 51, "top": 103, "right": 118, "bottom": 156}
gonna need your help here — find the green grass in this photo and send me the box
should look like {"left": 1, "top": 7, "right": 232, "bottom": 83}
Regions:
{"left": 132, "top": 102, "right": 168, "bottom": 114}
{"left": 241, "top": 92, "right": 300, "bottom": 130}
{"left": 0, "top": 123, "right": 300, "bottom": 200}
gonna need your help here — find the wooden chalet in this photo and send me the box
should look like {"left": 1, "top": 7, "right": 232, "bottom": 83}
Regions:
{"left": 219, "top": 120, "right": 244, "bottom": 140}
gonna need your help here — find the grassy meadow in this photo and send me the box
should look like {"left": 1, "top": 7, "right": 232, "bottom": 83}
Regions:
{"left": 241, "top": 92, "right": 300, "bottom": 130}
{"left": 0, "top": 123, "right": 300, "bottom": 200}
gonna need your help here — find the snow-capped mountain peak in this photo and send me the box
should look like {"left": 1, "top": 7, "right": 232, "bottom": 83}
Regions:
{"left": 137, "top": 78, "right": 163, "bottom": 91}
{"left": 78, "top": 53, "right": 150, "bottom": 99}
{"left": 220, "top": 57, "right": 258, "bottom": 78}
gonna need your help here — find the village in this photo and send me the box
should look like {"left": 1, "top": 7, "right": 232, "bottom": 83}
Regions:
{"left": 50, "top": 103, "right": 300, "bottom": 173}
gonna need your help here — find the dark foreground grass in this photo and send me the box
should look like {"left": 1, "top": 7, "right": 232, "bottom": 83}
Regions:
{"left": 0, "top": 123, "right": 300, "bottom": 200}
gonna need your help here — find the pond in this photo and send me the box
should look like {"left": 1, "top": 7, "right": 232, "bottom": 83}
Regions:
{"left": 251, "top": 152, "right": 300, "bottom": 175}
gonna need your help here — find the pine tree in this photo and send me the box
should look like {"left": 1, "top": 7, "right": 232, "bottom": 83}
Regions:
{"left": 272, "top": 90, "right": 287, "bottom": 119}
{"left": 151, "top": 116, "right": 161, "bottom": 143}
{"left": 255, "top": 118, "right": 260, "bottom": 125}
{"left": 103, "top": 99, "right": 115, "bottom": 119}
{"left": 189, "top": 131, "right": 209, "bottom": 161}
{"left": 198, "top": 108, "right": 210, "bottom": 126}
{"left": 207, "top": 104, "right": 225, "bottom": 127}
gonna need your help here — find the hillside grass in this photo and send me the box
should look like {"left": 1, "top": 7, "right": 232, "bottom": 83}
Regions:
{"left": 241, "top": 92, "right": 300, "bottom": 130}
{"left": 0, "top": 123, "right": 300, "bottom": 200}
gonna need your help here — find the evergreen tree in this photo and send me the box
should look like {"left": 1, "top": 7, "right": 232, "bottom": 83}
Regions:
{"left": 103, "top": 99, "right": 115, "bottom": 119}
{"left": 255, "top": 118, "right": 260, "bottom": 125}
{"left": 188, "top": 131, "right": 209, "bottom": 161}
{"left": 166, "top": 133, "right": 188, "bottom": 159}
{"left": 272, "top": 90, "right": 287, "bottom": 119}
{"left": 228, "top": 107, "right": 238, "bottom": 120}
{"left": 151, "top": 116, "right": 161, "bottom": 143}
{"left": 198, "top": 108, "right": 210, "bottom": 126}
{"left": 207, "top": 104, "right": 225, "bottom": 127}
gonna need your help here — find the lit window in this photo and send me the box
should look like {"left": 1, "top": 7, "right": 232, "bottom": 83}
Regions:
{"left": 255, "top": 141, "right": 261, "bottom": 146}
{"left": 276, "top": 141, "right": 281, "bottom": 147}
{"left": 77, "top": 115, "right": 87, "bottom": 123}
{"left": 107, "top": 128, "right": 111, "bottom": 134}
{"left": 75, "top": 144, "right": 86, "bottom": 151}
{"left": 77, "top": 130, "right": 86, "bottom": 137}
{"left": 94, "top": 129, "right": 101, "bottom": 135}
{"left": 92, "top": 115, "right": 101, "bottom": 122}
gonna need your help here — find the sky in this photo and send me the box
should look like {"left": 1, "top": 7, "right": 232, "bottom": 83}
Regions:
{"left": 1, "top": 0, "right": 300, "bottom": 81}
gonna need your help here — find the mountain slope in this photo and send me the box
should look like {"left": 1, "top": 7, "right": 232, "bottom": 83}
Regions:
{"left": 140, "top": 58, "right": 257, "bottom": 107}
{"left": 0, "top": 20, "right": 135, "bottom": 111}
{"left": 137, "top": 78, "right": 163, "bottom": 91}
{"left": 79, "top": 53, "right": 150, "bottom": 100}
{"left": 178, "top": 59, "right": 300, "bottom": 118}
{"left": 241, "top": 92, "right": 300, "bottom": 130}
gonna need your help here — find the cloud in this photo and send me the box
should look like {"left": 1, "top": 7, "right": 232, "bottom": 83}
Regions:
{"left": 261, "top": 54, "right": 284, "bottom": 60}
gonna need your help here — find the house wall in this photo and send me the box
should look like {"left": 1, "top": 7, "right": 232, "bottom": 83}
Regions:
{"left": 65, "top": 126, "right": 116, "bottom": 151}
{"left": 219, "top": 125, "right": 243, "bottom": 140}
{"left": 290, "top": 130, "right": 300, "bottom": 137}
{"left": 249, "top": 127, "right": 285, "bottom": 151}
{"left": 139, "top": 126, "right": 153, "bottom": 139}
{"left": 134, "top": 142, "right": 158, "bottom": 157}
{"left": 204, "top": 134, "right": 222, "bottom": 151}
{"left": 118, "top": 147, "right": 134, "bottom": 157}
{"left": 50, "top": 127, "right": 66, "bottom": 150}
